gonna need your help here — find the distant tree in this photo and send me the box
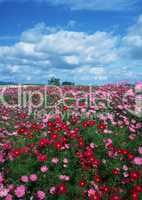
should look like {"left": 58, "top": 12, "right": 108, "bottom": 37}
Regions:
{"left": 62, "top": 81, "right": 75, "bottom": 86}
{"left": 48, "top": 77, "right": 60, "bottom": 86}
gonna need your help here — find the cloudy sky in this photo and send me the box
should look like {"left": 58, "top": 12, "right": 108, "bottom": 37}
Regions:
{"left": 0, "top": 0, "right": 142, "bottom": 84}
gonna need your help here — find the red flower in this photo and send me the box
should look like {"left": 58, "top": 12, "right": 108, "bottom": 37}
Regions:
{"left": 31, "top": 123, "right": 39, "bottom": 131}
{"left": 60, "top": 136, "right": 67, "bottom": 144}
{"left": 133, "top": 185, "right": 142, "bottom": 193}
{"left": 100, "top": 185, "right": 110, "bottom": 193}
{"left": 51, "top": 133, "right": 58, "bottom": 140}
{"left": 78, "top": 137, "right": 85, "bottom": 148}
{"left": 89, "top": 190, "right": 101, "bottom": 200}
{"left": 12, "top": 148, "right": 21, "bottom": 157}
{"left": 132, "top": 192, "right": 139, "bottom": 200}
{"left": 93, "top": 175, "right": 101, "bottom": 183}
{"left": 47, "top": 121, "right": 54, "bottom": 127}
{"left": 88, "top": 120, "right": 96, "bottom": 126}
{"left": 127, "top": 153, "right": 134, "bottom": 160}
{"left": 130, "top": 171, "right": 140, "bottom": 180}
{"left": 118, "top": 149, "right": 128, "bottom": 155}
{"left": 38, "top": 154, "right": 48, "bottom": 162}
{"left": 21, "top": 147, "right": 30, "bottom": 154}
{"left": 54, "top": 141, "right": 62, "bottom": 150}
{"left": 63, "top": 106, "right": 69, "bottom": 111}
{"left": 79, "top": 180, "right": 86, "bottom": 187}
{"left": 18, "top": 127, "right": 26, "bottom": 134}
{"left": 39, "top": 138, "right": 49, "bottom": 147}
{"left": 97, "top": 123, "right": 107, "bottom": 129}
{"left": 82, "top": 121, "right": 88, "bottom": 128}
{"left": 109, "top": 195, "right": 121, "bottom": 200}
{"left": 58, "top": 183, "right": 67, "bottom": 194}
{"left": 2, "top": 143, "right": 11, "bottom": 150}
{"left": 112, "top": 168, "right": 120, "bottom": 175}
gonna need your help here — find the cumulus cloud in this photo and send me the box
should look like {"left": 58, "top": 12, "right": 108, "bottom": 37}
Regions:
{"left": 122, "top": 15, "right": 142, "bottom": 60}
{"left": 0, "top": 15, "right": 142, "bottom": 84}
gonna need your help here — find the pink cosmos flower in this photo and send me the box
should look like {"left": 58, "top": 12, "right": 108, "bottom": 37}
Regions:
{"left": 107, "top": 151, "right": 114, "bottom": 158}
{"left": 59, "top": 175, "right": 66, "bottom": 181}
{"left": 21, "top": 176, "right": 29, "bottom": 183}
{"left": 51, "top": 157, "right": 59, "bottom": 164}
{"left": 133, "top": 157, "right": 142, "bottom": 165}
{"left": 0, "top": 188, "right": 9, "bottom": 198}
{"left": 2, "top": 143, "right": 11, "bottom": 150}
{"left": 86, "top": 112, "right": 91, "bottom": 118}
{"left": 123, "top": 172, "right": 129, "bottom": 177}
{"left": 123, "top": 165, "right": 128, "bottom": 171}
{"left": 63, "top": 158, "right": 68, "bottom": 164}
{"left": 7, "top": 185, "right": 14, "bottom": 192}
{"left": 104, "top": 138, "right": 112, "bottom": 148}
{"left": 40, "top": 166, "right": 48, "bottom": 173}
{"left": 49, "top": 186, "right": 56, "bottom": 194}
{"left": 37, "top": 190, "right": 45, "bottom": 200}
{"left": 65, "top": 176, "right": 70, "bottom": 181}
{"left": 90, "top": 143, "right": 95, "bottom": 149}
{"left": 5, "top": 194, "right": 13, "bottom": 200}
{"left": 88, "top": 189, "right": 97, "bottom": 197}
{"left": 81, "top": 108, "right": 86, "bottom": 113}
{"left": 138, "top": 147, "right": 142, "bottom": 154}
{"left": 29, "top": 174, "right": 38, "bottom": 182}
{"left": 15, "top": 185, "right": 26, "bottom": 198}
{"left": 59, "top": 175, "right": 70, "bottom": 181}
{"left": 64, "top": 144, "right": 70, "bottom": 149}
{"left": 129, "top": 127, "right": 136, "bottom": 133}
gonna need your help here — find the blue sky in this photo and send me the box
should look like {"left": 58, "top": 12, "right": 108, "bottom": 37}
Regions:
{"left": 0, "top": 0, "right": 142, "bottom": 84}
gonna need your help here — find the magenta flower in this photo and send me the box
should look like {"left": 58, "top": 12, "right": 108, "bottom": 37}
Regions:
{"left": 51, "top": 157, "right": 59, "bottom": 164}
{"left": 37, "top": 190, "right": 45, "bottom": 199}
{"left": 20, "top": 176, "right": 29, "bottom": 183}
{"left": 63, "top": 158, "right": 68, "bottom": 164}
{"left": 5, "top": 194, "right": 13, "bottom": 200}
{"left": 138, "top": 147, "right": 142, "bottom": 154}
{"left": 133, "top": 157, "right": 142, "bottom": 165}
{"left": 15, "top": 185, "right": 26, "bottom": 198}
{"left": 0, "top": 188, "right": 9, "bottom": 198}
{"left": 40, "top": 166, "right": 48, "bottom": 173}
{"left": 49, "top": 186, "right": 56, "bottom": 194}
{"left": 29, "top": 174, "right": 38, "bottom": 182}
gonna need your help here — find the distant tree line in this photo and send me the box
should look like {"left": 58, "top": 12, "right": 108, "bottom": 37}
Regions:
{"left": 48, "top": 77, "right": 75, "bottom": 86}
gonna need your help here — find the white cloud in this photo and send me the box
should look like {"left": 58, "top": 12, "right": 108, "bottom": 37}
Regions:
{"left": 0, "top": 16, "right": 142, "bottom": 84}
{"left": 64, "top": 55, "right": 79, "bottom": 65}
{"left": 122, "top": 14, "right": 142, "bottom": 60}
{"left": 71, "top": 66, "right": 108, "bottom": 82}
{"left": 36, "top": 30, "right": 119, "bottom": 65}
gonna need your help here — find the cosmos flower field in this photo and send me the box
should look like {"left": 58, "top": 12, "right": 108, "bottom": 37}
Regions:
{"left": 0, "top": 83, "right": 142, "bottom": 200}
